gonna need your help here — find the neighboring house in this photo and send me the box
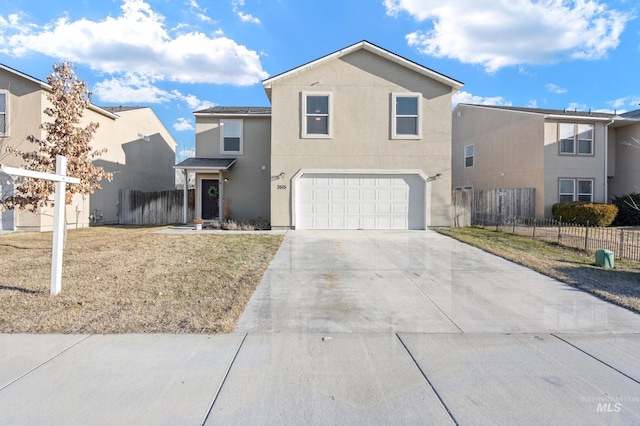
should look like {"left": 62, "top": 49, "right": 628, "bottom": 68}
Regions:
{"left": 0, "top": 64, "right": 177, "bottom": 231}
{"left": 176, "top": 40, "right": 463, "bottom": 229}
{"left": 451, "top": 104, "right": 640, "bottom": 218}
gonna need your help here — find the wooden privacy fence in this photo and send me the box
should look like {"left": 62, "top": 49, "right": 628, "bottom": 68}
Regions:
{"left": 118, "top": 189, "right": 194, "bottom": 225}
{"left": 477, "top": 214, "right": 640, "bottom": 262}
{"left": 452, "top": 188, "right": 536, "bottom": 227}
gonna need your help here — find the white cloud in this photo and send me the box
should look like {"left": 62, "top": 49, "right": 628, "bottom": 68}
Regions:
{"left": 174, "top": 118, "right": 194, "bottom": 132}
{"left": 452, "top": 91, "right": 512, "bottom": 108}
{"left": 179, "top": 148, "right": 196, "bottom": 158}
{"left": 92, "top": 73, "right": 215, "bottom": 111}
{"left": 232, "top": 0, "right": 261, "bottom": 24}
{"left": 385, "top": 0, "right": 633, "bottom": 73}
{"left": 608, "top": 96, "right": 640, "bottom": 109}
{"left": 545, "top": 83, "right": 568, "bottom": 94}
{"left": 1, "top": 0, "right": 267, "bottom": 85}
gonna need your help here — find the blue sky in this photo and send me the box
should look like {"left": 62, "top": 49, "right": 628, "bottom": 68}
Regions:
{"left": 1, "top": 0, "right": 638, "bottom": 160}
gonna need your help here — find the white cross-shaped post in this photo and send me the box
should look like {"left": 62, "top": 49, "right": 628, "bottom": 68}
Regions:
{"left": 0, "top": 156, "right": 80, "bottom": 295}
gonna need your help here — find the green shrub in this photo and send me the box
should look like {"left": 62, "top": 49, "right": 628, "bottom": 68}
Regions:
{"left": 611, "top": 193, "right": 640, "bottom": 226}
{"left": 551, "top": 201, "right": 618, "bottom": 227}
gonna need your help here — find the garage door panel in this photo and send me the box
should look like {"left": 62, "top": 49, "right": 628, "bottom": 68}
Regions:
{"left": 296, "top": 173, "right": 425, "bottom": 230}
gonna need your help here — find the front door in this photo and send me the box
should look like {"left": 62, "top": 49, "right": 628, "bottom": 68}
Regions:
{"left": 201, "top": 179, "right": 219, "bottom": 220}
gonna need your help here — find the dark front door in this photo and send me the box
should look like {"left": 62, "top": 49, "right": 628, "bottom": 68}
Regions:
{"left": 201, "top": 179, "right": 219, "bottom": 220}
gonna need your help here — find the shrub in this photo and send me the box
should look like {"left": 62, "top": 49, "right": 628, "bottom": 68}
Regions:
{"left": 611, "top": 193, "right": 640, "bottom": 226}
{"left": 551, "top": 201, "right": 618, "bottom": 227}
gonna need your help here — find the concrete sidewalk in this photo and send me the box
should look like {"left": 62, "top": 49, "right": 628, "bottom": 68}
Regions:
{"left": 1, "top": 230, "right": 639, "bottom": 424}
{"left": 1, "top": 333, "right": 639, "bottom": 425}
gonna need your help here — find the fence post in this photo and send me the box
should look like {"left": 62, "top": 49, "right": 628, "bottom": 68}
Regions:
{"left": 619, "top": 229, "right": 625, "bottom": 259}
{"left": 512, "top": 216, "right": 516, "bottom": 234}
{"left": 584, "top": 220, "right": 589, "bottom": 251}
{"left": 532, "top": 218, "right": 536, "bottom": 239}
{"left": 557, "top": 216, "right": 562, "bottom": 242}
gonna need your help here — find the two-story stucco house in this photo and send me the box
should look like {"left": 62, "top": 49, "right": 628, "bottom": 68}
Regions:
{"left": 452, "top": 104, "right": 640, "bottom": 218}
{"left": 0, "top": 64, "right": 177, "bottom": 231}
{"left": 176, "top": 41, "right": 463, "bottom": 230}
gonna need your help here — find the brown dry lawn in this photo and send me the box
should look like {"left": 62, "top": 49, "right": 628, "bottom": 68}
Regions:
{"left": 438, "top": 227, "right": 640, "bottom": 314}
{"left": 0, "top": 226, "right": 284, "bottom": 333}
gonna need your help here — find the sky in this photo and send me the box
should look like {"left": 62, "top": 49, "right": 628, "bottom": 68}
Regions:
{"left": 0, "top": 0, "right": 638, "bottom": 161}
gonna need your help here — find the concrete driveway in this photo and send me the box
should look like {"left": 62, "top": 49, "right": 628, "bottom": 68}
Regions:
{"left": 2, "top": 230, "right": 640, "bottom": 425}
{"left": 236, "top": 230, "right": 640, "bottom": 333}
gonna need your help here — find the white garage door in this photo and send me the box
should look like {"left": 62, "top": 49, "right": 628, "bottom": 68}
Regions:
{"left": 296, "top": 173, "right": 425, "bottom": 230}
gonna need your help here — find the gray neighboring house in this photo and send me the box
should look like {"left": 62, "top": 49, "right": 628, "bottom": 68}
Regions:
{"left": 176, "top": 40, "right": 463, "bottom": 229}
{"left": 452, "top": 104, "right": 640, "bottom": 218}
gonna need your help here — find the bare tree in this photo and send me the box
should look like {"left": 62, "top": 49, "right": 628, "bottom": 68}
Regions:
{"left": 2, "top": 62, "right": 111, "bottom": 212}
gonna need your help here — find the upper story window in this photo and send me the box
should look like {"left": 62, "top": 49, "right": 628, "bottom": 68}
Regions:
{"left": 0, "top": 92, "right": 7, "bottom": 136}
{"left": 220, "top": 119, "right": 243, "bottom": 154}
{"left": 464, "top": 144, "right": 474, "bottom": 167}
{"left": 302, "top": 92, "right": 332, "bottom": 138}
{"left": 559, "top": 178, "right": 593, "bottom": 203}
{"left": 559, "top": 123, "right": 593, "bottom": 155}
{"left": 392, "top": 93, "right": 421, "bottom": 139}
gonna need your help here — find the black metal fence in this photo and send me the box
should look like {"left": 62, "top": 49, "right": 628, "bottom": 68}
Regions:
{"left": 473, "top": 213, "right": 640, "bottom": 262}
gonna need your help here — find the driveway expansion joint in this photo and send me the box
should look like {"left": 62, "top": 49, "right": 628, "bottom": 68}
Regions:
{"left": 395, "top": 333, "right": 459, "bottom": 425}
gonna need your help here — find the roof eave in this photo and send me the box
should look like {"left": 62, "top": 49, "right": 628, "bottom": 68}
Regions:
{"left": 262, "top": 40, "right": 463, "bottom": 91}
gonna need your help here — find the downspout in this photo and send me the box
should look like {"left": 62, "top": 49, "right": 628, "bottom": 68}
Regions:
{"left": 604, "top": 118, "right": 615, "bottom": 203}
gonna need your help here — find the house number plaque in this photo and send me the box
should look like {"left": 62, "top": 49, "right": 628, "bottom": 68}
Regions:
{"left": 277, "top": 185, "right": 287, "bottom": 190}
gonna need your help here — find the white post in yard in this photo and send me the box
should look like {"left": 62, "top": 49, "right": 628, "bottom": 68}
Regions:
{"left": 0, "top": 155, "right": 80, "bottom": 295}
{"left": 50, "top": 156, "right": 68, "bottom": 295}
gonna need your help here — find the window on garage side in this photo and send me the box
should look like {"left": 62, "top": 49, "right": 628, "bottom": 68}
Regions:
{"left": 220, "top": 119, "right": 243, "bottom": 154}
{"left": 302, "top": 92, "right": 332, "bottom": 138}
{"left": 392, "top": 93, "right": 421, "bottom": 139}
{"left": 464, "top": 144, "right": 474, "bottom": 167}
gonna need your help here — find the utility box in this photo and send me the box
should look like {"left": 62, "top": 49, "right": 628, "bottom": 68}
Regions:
{"left": 595, "top": 249, "right": 614, "bottom": 269}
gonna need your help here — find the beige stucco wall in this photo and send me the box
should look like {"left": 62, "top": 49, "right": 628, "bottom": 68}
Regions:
{"left": 542, "top": 120, "right": 608, "bottom": 216}
{"left": 91, "top": 108, "right": 177, "bottom": 225}
{"left": 1, "top": 65, "right": 176, "bottom": 230}
{"left": 269, "top": 49, "right": 455, "bottom": 228}
{"left": 452, "top": 105, "right": 546, "bottom": 216}
{"left": 452, "top": 105, "right": 614, "bottom": 218}
{"left": 609, "top": 122, "right": 640, "bottom": 198}
{"left": 194, "top": 115, "right": 271, "bottom": 221}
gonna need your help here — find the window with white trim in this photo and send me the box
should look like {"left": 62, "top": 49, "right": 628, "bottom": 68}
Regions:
{"left": 464, "top": 144, "right": 474, "bottom": 168}
{"left": 220, "top": 119, "right": 243, "bottom": 154}
{"left": 559, "top": 123, "right": 593, "bottom": 155}
{"left": 0, "top": 92, "right": 7, "bottom": 136}
{"left": 559, "top": 178, "right": 593, "bottom": 202}
{"left": 392, "top": 93, "right": 421, "bottom": 139}
{"left": 302, "top": 92, "right": 332, "bottom": 138}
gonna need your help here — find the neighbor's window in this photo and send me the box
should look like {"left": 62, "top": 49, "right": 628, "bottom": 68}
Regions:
{"left": 302, "top": 92, "right": 332, "bottom": 138}
{"left": 392, "top": 93, "right": 421, "bottom": 139}
{"left": 0, "top": 92, "right": 7, "bottom": 136}
{"left": 559, "top": 179, "right": 575, "bottom": 202}
{"left": 559, "top": 123, "right": 593, "bottom": 155}
{"left": 577, "top": 179, "right": 593, "bottom": 201}
{"left": 220, "top": 119, "right": 243, "bottom": 154}
{"left": 559, "top": 178, "right": 593, "bottom": 203}
{"left": 464, "top": 144, "right": 474, "bottom": 168}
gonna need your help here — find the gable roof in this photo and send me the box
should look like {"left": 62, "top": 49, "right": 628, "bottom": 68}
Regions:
{"left": 0, "top": 62, "right": 118, "bottom": 120}
{"left": 262, "top": 40, "right": 463, "bottom": 99}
